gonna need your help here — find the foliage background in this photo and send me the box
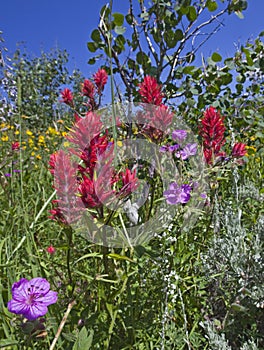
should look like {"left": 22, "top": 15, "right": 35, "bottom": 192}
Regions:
{"left": 0, "top": 0, "right": 263, "bottom": 349}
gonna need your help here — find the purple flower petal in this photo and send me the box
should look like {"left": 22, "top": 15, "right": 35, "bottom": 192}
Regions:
{"left": 159, "top": 145, "right": 168, "bottom": 153}
{"left": 24, "top": 304, "right": 49, "bottom": 321}
{"left": 180, "top": 143, "right": 197, "bottom": 160}
{"left": 172, "top": 130, "right": 187, "bottom": 142}
{"left": 179, "top": 191, "right": 191, "bottom": 203}
{"left": 163, "top": 190, "right": 180, "bottom": 204}
{"left": 7, "top": 299, "right": 29, "bottom": 315}
{"left": 35, "top": 290, "right": 58, "bottom": 305}
{"left": 181, "top": 184, "right": 192, "bottom": 192}
{"left": 164, "top": 182, "right": 192, "bottom": 205}
{"left": 28, "top": 277, "right": 51, "bottom": 295}
{"left": 168, "top": 182, "right": 180, "bottom": 191}
{"left": 7, "top": 277, "right": 58, "bottom": 320}
{"left": 11, "top": 278, "right": 28, "bottom": 293}
{"left": 12, "top": 279, "right": 30, "bottom": 301}
{"left": 168, "top": 144, "right": 180, "bottom": 152}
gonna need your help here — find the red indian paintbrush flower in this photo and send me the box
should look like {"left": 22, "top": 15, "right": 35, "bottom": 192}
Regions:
{"left": 138, "top": 76, "right": 163, "bottom": 106}
{"left": 232, "top": 142, "right": 247, "bottom": 158}
{"left": 50, "top": 150, "right": 83, "bottom": 224}
{"left": 93, "top": 68, "right": 108, "bottom": 93}
{"left": 150, "top": 104, "right": 173, "bottom": 129}
{"left": 48, "top": 152, "right": 57, "bottom": 175}
{"left": 79, "top": 133, "right": 110, "bottom": 178}
{"left": 11, "top": 142, "right": 20, "bottom": 151}
{"left": 119, "top": 168, "right": 139, "bottom": 197}
{"left": 61, "top": 88, "right": 74, "bottom": 106}
{"left": 67, "top": 111, "right": 103, "bottom": 152}
{"left": 199, "top": 106, "right": 226, "bottom": 164}
{"left": 82, "top": 79, "right": 95, "bottom": 99}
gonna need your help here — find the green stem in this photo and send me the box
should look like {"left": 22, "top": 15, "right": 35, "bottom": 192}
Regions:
{"left": 66, "top": 228, "right": 73, "bottom": 286}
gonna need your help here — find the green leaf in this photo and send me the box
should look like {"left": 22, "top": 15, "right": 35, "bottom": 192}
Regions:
{"left": 88, "top": 58, "right": 96, "bottom": 65}
{"left": 235, "top": 11, "right": 244, "bottom": 19}
{"left": 178, "top": 2, "right": 190, "bottom": 15}
{"left": 88, "top": 55, "right": 102, "bottom": 65}
{"left": 140, "top": 11, "right": 149, "bottom": 21}
{"left": 108, "top": 253, "right": 136, "bottom": 263}
{"left": 231, "top": 303, "right": 247, "bottom": 313}
{"left": 91, "top": 29, "right": 101, "bottom": 42}
{"left": 72, "top": 327, "right": 94, "bottom": 350}
{"left": 100, "top": 5, "right": 110, "bottom": 18}
{"left": 236, "top": 74, "right": 246, "bottom": 83}
{"left": 211, "top": 52, "right": 222, "bottom": 62}
{"left": 187, "top": 6, "right": 197, "bottom": 21}
{"left": 114, "top": 26, "right": 126, "bottom": 35}
{"left": 73, "top": 252, "right": 103, "bottom": 265}
{"left": 127, "top": 58, "right": 136, "bottom": 69}
{"left": 183, "top": 66, "right": 195, "bottom": 74}
{"left": 136, "top": 51, "right": 150, "bottom": 66}
{"left": 206, "top": 0, "right": 218, "bottom": 12}
{"left": 87, "top": 42, "right": 98, "bottom": 53}
{"left": 126, "top": 14, "right": 133, "bottom": 25}
{"left": 175, "top": 29, "right": 184, "bottom": 42}
{"left": 113, "top": 13, "right": 124, "bottom": 26}
{"left": 0, "top": 340, "right": 20, "bottom": 348}
{"left": 164, "top": 30, "right": 177, "bottom": 48}
{"left": 186, "top": 52, "right": 195, "bottom": 63}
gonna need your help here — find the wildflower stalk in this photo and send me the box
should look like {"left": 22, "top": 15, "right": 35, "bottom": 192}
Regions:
{"left": 66, "top": 227, "right": 73, "bottom": 286}
{"left": 105, "top": 274, "right": 128, "bottom": 348}
{"left": 17, "top": 76, "right": 24, "bottom": 210}
{"left": 100, "top": 0, "right": 118, "bottom": 166}
{"left": 49, "top": 300, "right": 76, "bottom": 350}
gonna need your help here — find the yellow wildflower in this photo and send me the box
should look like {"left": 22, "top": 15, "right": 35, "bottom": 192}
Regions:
{"left": 14, "top": 130, "right": 20, "bottom": 135}
{"left": 36, "top": 154, "right": 42, "bottom": 160}
{"left": 245, "top": 145, "right": 257, "bottom": 154}
{"left": 47, "top": 127, "right": 60, "bottom": 136}
{"left": 28, "top": 138, "right": 34, "bottom": 147}
{"left": 38, "top": 135, "right": 45, "bottom": 144}
{"left": 1, "top": 135, "right": 9, "bottom": 142}
{"left": 61, "top": 131, "right": 67, "bottom": 137}
{"left": 26, "top": 130, "right": 33, "bottom": 136}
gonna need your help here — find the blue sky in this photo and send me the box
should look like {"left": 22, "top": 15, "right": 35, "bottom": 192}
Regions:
{"left": 1, "top": 0, "right": 263, "bottom": 76}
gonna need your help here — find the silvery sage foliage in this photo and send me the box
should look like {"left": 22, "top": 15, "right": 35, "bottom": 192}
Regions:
{"left": 201, "top": 205, "right": 264, "bottom": 348}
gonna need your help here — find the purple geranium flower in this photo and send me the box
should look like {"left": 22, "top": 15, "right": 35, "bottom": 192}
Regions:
{"left": 168, "top": 144, "right": 180, "bottom": 152}
{"left": 178, "top": 143, "right": 197, "bottom": 160}
{"left": 163, "top": 182, "right": 192, "bottom": 205}
{"left": 172, "top": 129, "right": 187, "bottom": 142}
{"left": 160, "top": 144, "right": 180, "bottom": 153}
{"left": 7, "top": 277, "right": 58, "bottom": 320}
{"left": 159, "top": 145, "right": 168, "bottom": 153}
